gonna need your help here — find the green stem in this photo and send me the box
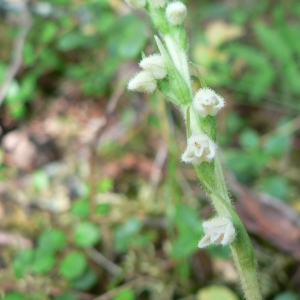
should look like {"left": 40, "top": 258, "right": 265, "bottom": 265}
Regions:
{"left": 202, "top": 156, "right": 262, "bottom": 300}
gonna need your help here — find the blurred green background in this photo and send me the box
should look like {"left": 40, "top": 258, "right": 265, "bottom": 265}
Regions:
{"left": 0, "top": 0, "right": 300, "bottom": 299}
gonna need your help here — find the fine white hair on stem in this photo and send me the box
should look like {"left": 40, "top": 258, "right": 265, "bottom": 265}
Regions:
{"left": 181, "top": 133, "right": 216, "bottom": 164}
{"left": 198, "top": 216, "right": 236, "bottom": 248}
{"left": 193, "top": 88, "right": 225, "bottom": 118}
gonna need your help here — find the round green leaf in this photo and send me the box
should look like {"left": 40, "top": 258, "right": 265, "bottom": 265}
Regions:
{"left": 31, "top": 250, "right": 55, "bottom": 274}
{"left": 59, "top": 251, "right": 87, "bottom": 280}
{"left": 197, "top": 285, "right": 239, "bottom": 300}
{"left": 113, "top": 288, "right": 135, "bottom": 300}
{"left": 71, "top": 268, "right": 97, "bottom": 291}
{"left": 74, "top": 222, "right": 100, "bottom": 248}
{"left": 2, "top": 292, "right": 26, "bottom": 300}
{"left": 71, "top": 199, "right": 90, "bottom": 218}
{"left": 38, "top": 229, "right": 66, "bottom": 253}
{"left": 13, "top": 248, "right": 34, "bottom": 279}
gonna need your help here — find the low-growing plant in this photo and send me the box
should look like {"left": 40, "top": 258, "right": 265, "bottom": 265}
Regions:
{"left": 124, "top": 0, "right": 262, "bottom": 299}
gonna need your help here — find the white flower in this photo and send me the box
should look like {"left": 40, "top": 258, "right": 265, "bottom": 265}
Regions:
{"left": 166, "top": 2, "right": 187, "bottom": 25}
{"left": 193, "top": 88, "right": 225, "bottom": 118}
{"left": 128, "top": 71, "right": 157, "bottom": 93}
{"left": 150, "top": 0, "right": 168, "bottom": 8}
{"left": 139, "top": 54, "right": 167, "bottom": 79}
{"left": 124, "top": 0, "right": 146, "bottom": 9}
{"left": 198, "top": 217, "right": 235, "bottom": 248}
{"left": 181, "top": 134, "right": 216, "bottom": 164}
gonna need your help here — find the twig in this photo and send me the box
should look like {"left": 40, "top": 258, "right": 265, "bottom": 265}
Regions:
{"left": 0, "top": 1, "right": 32, "bottom": 106}
{"left": 85, "top": 247, "right": 122, "bottom": 276}
{"left": 148, "top": 140, "right": 168, "bottom": 197}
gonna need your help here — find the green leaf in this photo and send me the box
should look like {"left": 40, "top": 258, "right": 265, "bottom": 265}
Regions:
{"left": 273, "top": 291, "right": 299, "bottom": 300}
{"left": 38, "top": 229, "right": 66, "bottom": 253}
{"left": 114, "top": 217, "right": 142, "bottom": 252}
{"left": 171, "top": 204, "right": 203, "bottom": 258}
{"left": 40, "top": 22, "right": 58, "bottom": 44}
{"left": 97, "top": 178, "right": 113, "bottom": 192}
{"left": 32, "top": 170, "right": 49, "bottom": 191}
{"left": 113, "top": 288, "right": 135, "bottom": 300}
{"left": 264, "top": 134, "right": 291, "bottom": 157}
{"left": 71, "top": 268, "right": 97, "bottom": 291}
{"left": 254, "top": 23, "right": 292, "bottom": 63}
{"left": 107, "top": 15, "right": 147, "bottom": 59}
{"left": 239, "top": 129, "right": 260, "bottom": 151}
{"left": 56, "top": 31, "right": 99, "bottom": 51}
{"left": 257, "top": 175, "right": 289, "bottom": 200}
{"left": 13, "top": 248, "right": 34, "bottom": 279}
{"left": 74, "top": 222, "right": 101, "bottom": 248}
{"left": 71, "top": 199, "right": 90, "bottom": 218}
{"left": 197, "top": 285, "right": 239, "bottom": 300}
{"left": 95, "top": 203, "right": 111, "bottom": 214}
{"left": 31, "top": 250, "right": 55, "bottom": 274}
{"left": 59, "top": 251, "right": 87, "bottom": 280}
{"left": 2, "top": 292, "right": 26, "bottom": 300}
{"left": 54, "top": 292, "right": 79, "bottom": 300}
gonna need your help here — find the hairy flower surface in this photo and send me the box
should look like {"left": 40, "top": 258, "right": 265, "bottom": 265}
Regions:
{"left": 193, "top": 88, "right": 225, "bottom": 118}
{"left": 166, "top": 2, "right": 187, "bottom": 25}
{"left": 198, "top": 217, "right": 235, "bottom": 248}
{"left": 128, "top": 71, "right": 157, "bottom": 93}
{"left": 181, "top": 134, "right": 216, "bottom": 164}
{"left": 150, "top": 0, "right": 168, "bottom": 8}
{"left": 125, "top": 0, "right": 146, "bottom": 9}
{"left": 139, "top": 54, "right": 167, "bottom": 79}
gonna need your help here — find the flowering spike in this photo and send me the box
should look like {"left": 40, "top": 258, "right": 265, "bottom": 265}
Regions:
{"left": 198, "top": 217, "right": 235, "bottom": 248}
{"left": 166, "top": 2, "right": 187, "bottom": 25}
{"left": 139, "top": 54, "right": 167, "bottom": 79}
{"left": 150, "top": 0, "right": 168, "bottom": 8}
{"left": 128, "top": 71, "right": 157, "bottom": 93}
{"left": 124, "top": 0, "right": 146, "bottom": 9}
{"left": 181, "top": 134, "right": 216, "bottom": 164}
{"left": 193, "top": 88, "right": 225, "bottom": 118}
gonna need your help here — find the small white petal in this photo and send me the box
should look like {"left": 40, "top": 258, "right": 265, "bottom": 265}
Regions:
{"left": 193, "top": 88, "right": 225, "bottom": 118}
{"left": 125, "top": 0, "right": 146, "bottom": 9}
{"left": 128, "top": 71, "right": 157, "bottom": 93}
{"left": 150, "top": 0, "right": 168, "bottom": 8}
{"left": 139, "top": 54, "right": 167, "bottom": 79}
{"left": 166, "top": 2, "right": 187, "bottom": 25}
{"left": 198, "top": 217, "right": 235, "bottom": 248}
{"left": 181, "top": 134, "right": 216, "bottom": 164}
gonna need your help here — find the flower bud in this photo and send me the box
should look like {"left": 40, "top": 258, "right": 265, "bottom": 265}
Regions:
{"left": 150, "top": 0, "right": 168, "bottom": 8}
{"left": 166, "top": 2, "right": 187, "bottom": 25}
{"left": 139, "top": 54, "right": 167, "bottom": 79}
{"left": 128, "top": 71, "right": 157, "bottom": 93}
{"left": 198, "top": 216, "right": 235, "bottom": 248}
{"left": 124, "top": 0, "right": 146, "bottom": 9}
{"left": 193, "top": 88, "right": 225, "bottom": 118}
{"left": 181, "top": 133, "right": 216, "bottom": 164}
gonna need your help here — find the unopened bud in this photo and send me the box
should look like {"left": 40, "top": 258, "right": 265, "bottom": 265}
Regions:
{"left": 166, "top": 2, "right": 187, "bottom": 25}
{"left": 128, "top": 71, "right": 157, "bottom": 93}
{"left": 124, "top": 0, "right": 146, "bottom": 9}
{"left": 139, "top": 54, "right": 167, "bottom": 79}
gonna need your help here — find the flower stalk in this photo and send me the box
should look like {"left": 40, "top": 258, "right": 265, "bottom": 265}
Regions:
{"left": 125, "top": 1, "right": 262, "bottom": 299}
